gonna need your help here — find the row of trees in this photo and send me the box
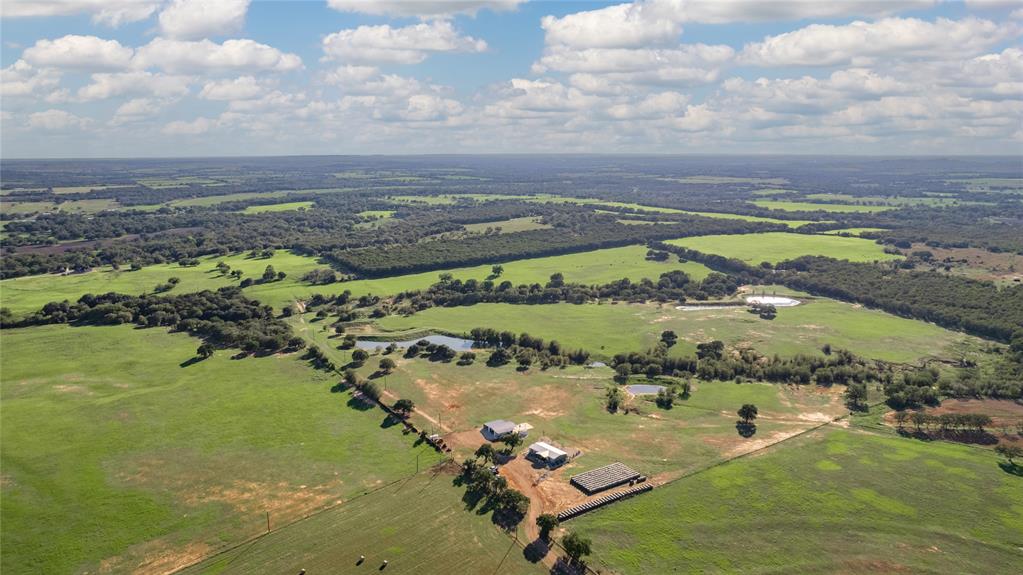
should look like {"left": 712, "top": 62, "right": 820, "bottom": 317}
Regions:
{"left": 392, "top": 269, "right": 741, "bottom": 315}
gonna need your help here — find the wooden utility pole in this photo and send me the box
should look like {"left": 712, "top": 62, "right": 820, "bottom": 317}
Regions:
{"left": 266, "top": 511, "right": 271, "bottom": 533}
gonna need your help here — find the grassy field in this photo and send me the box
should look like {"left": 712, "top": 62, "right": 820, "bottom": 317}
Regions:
{"left": 178, "top": 471, "right": 542, "bottom": 575}
{"left": 572, "top": 426, "right": 1023, "bottom": 574}
{"left": 330, "top": 350, "right": 847, "bottom": 477}
{"left": 821, "top": 227, "right": 887, "bottom": 236}
{"left": 246, "top": 245, "right": 714, "bottom": 309}
{"left": 463, "top": 216, "right": 551, "bottom": 234}
{"left": 0, "top": 198, "right": 119, "bottom": 215}
{"left": 0, "top": 324, "right": 442, "bottom": 575}
{"left": 665, "top": 232, "right": 900, "bottom": 264}
{"left": 372, "top": 294, "right": 971, "bottom": 364}
{"left": 242, "top": 201, "right": 314, "bottom": 213}
{"left": 752, "top": 200, "right": 895, "bottom": 213}
{"left": 0, "top": 251, "right": 325, "bottom": 317}
{"left": 1, "top": 246, "right": 711, "bottom": 318}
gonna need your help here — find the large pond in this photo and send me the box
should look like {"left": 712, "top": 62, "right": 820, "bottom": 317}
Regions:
{"left": 626, "top": 384, "right": 666, "bottom": 395}
{"left": 355, "top": 334, "right": 477, "bottom": 352}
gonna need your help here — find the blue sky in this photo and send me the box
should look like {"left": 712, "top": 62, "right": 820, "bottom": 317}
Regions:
{"left": 1, "top": 0, "right": 1021, "bottom": 157}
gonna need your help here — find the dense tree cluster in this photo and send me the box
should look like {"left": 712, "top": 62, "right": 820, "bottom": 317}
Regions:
{"left": 467, "top": 328, "right": 590, "bottom": 368}
{"left": 611, "top": 342, "right": 887, "bottom": 387}
{"left": 7, "top": 287, "right": 299, "bottom": 354}
{"left": 392, "top": 269, "right": 740, "bottom": 313}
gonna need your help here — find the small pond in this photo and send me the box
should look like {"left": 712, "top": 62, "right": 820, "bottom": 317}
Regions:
{"left": 355, "top": 334, "right": 477, "bottom": 352}
{"left": 626, "top": 384, "right": 666, "bottom": 395}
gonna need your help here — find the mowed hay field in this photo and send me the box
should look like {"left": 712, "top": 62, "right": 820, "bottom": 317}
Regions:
{"left": 571, "top": 427, "right": 1023, "bottom": 574}
{"left": 666, "top": 232, "right": 900, "bottom": 264}
{"left": 179, "top": 471, "right": 543, "bottom": 575}
{"left": 1, "top": 245, "right": 712, "bottom": 318}
{"left": 0, "top": 324, "right": 442, "bottom": 575}
{"left": 373, "top": 296, "right": 972, "bottom": 363}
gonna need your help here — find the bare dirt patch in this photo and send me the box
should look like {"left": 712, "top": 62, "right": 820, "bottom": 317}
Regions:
{"left": 99, "top": 540, "right": 212, "bottom": 575}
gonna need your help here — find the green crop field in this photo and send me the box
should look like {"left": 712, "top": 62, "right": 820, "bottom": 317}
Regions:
{"left": 677, "top": 210, "right": 816, "bottom": 228}
{"left": 242, "top": 201, "right": 314, "bottom": 213}
{"left": 463, "top": 216, "right": 551, "bottom": 234}
{"left": 179, "top": 471, "right": 543, "bottom": 575}
{"left": 665, "top": 232, "right": 900, "bottom": 264}
{"left": 752, "top": 200, "right": 895, "bottom": 213}
{"left": 572, "top": 427, "right": 1023, "bottom": 574}
{"left": 373, "top": 295, "right": 973, "bottom": 364}
{"left": 0, "top": 324, "right": 442, "bottom": 575}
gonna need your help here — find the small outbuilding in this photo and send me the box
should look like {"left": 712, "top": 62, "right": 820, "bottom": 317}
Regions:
{"left": 481, "top": 419, "right": 517, "bottom": 441}
{"left": 527, "top": 441, "right": 568, "bottom": 467}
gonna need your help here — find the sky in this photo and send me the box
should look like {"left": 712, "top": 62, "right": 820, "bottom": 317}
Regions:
{"left": 1, "top": 0, "right": 1021, "bottom": 158}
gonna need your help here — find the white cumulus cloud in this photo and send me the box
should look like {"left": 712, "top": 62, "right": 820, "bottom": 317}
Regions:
{"left": 741, "top": 17, "right": 1018, "bottom": 67}
{"left": 22, "top": 35, "right": 134, "bottom": 70}
{"left": 28, "top": 108, "right": 90, "bottom": 130}
{"left": 199, "top": 76, "right": 269, "bottom": 100}
{"left": 162, "top": 116, "right": 216, "bottom": 135}
{"left": 133, "top": 38, "right": 302, "bottom": 72}
{"left": 77, "top": 71, "right": 193, "bottom": 101}
{"left": 327, "top": 0, "right": 524, "bottom": 18}
{"left": 322, "top": 21, "right": 486, "bottom": 65}
{"left": 158, "top": 0, "right": 250, "bottom": 40}
{"left": 3, "top": 0, "right": 161, "bottom": 26}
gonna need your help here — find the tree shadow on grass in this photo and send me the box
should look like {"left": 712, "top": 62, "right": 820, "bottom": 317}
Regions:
{"left": 736, "top": 422, "right": 757, "bottom": 438}
{"left": 523, "top": 538, "right": 550, "bottom": 563}
{"left": 346, "top": 395, "right": 376, "bottom": 411}
{"left": 380, "top": 413, "right": 401, "bottom": 429}
{"left": 998, "top": 462, "right": 1023, "bottom": 477}
{"left": 179, "top": 356, "right": 203, "bottom": 368}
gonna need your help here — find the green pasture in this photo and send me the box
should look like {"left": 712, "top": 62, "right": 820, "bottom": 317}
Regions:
{"left": 573, "top": 427, "right": 1023, "bottom": 574}
{"left": 179, "top": 471, "right": 542, "bottom": 575}
{"left": 246, "top": 245, "right": 714, "bottom": 309}
{"left": 1, "top": 246, "right": 711, "bottom": 317}
{"left": 752, "top": 199, "right": 895, "bottom": 213}
{"left": 665, "top": 232, "right": 899, "bottom": 264}
{"left": 242, "top": 201, "right": 313, "bottom": 213}
{"left": 373, "top": 296, "right": 972, "bottom": 364}
{"left": 820, "top": 227, "right": 887, "bottom": 236}
{"left": 0, "top": 198, "right": 118, "bottom": 215}
{"left": 804, "top": 193, "right": 989, "bottom": 207}
{"left": 0, "top": 251, "right": 323, "bottom": 317}
{"left": 0, "top": 324, "right": 441, "bottom": 575}
{"left": 463, "top": 217, "right": 551, "bottom": 234}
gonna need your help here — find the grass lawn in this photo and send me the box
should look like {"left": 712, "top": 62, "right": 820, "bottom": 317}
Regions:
{"left": 178, "top": 471, "right": 543, "bottom": 575}
{"left": 752, "top": 199, "right": 895, "bottom": 213}
{"left": 665, "top": 232, "right": 900, "bottom": 264}
{"left": 0, "top": 251, "right": 324, "bottom": 318}
{"left": 0, "top": 324, "right": 442, "bottom": 575}
{"left": 1, "top": 198, "right": 119, "bottom": 215}
{"left": 572, "top": 426, "right": 1023, "bottom": 574}
{"left": 463, "top": 216, "right": 551, "bottom": 234}
{"left": 242, "top": 201, "right": 313, "bottom": 213}
{"left": 373, "top": 296, "right": 973, "bottom": 364}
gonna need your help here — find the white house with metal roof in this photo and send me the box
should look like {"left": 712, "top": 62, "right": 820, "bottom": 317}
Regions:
{"left": 527, "top": 441, "right": 568, "bottom": 467}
